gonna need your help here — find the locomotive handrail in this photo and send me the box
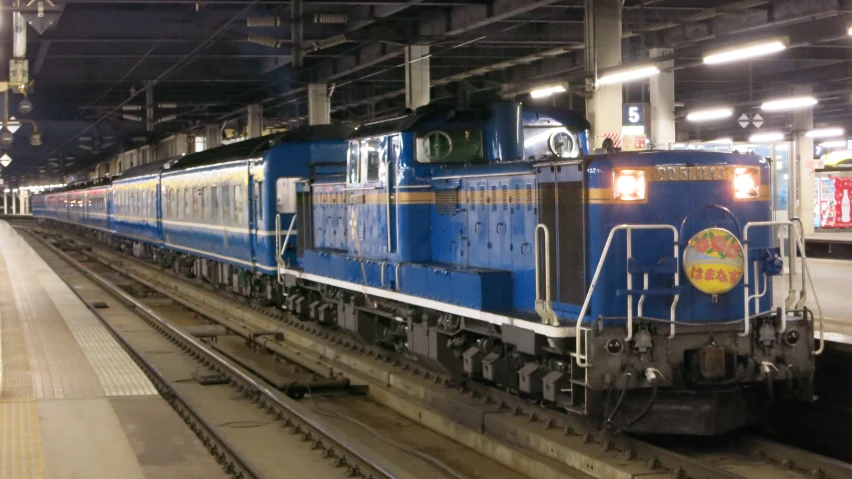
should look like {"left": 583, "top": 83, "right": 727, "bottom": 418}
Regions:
{"left": 534, "top": 224, "right": 558, "bottom": 326}
{"left": 742, "top": 220, "right": 824, "bottom": 355}
{"left": 791, "top": 217, "right": 808, "bottom": 310}
{"left": 275, "top": 213, "right": 297, "bottom": 285}
{"left": 574, "top": 224, "right": 679, "bottom": 368}
{"left": 275, "top": 214, "right": 282, "bottom": 265}
{"left": 282, "top": 215, "right": 297, "bottom": 261}
{"left": 743, "top": 221, "right": 794, "bottom": 336}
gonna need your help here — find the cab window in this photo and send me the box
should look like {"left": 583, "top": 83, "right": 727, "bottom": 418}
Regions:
{"left": 276, "top": 178, "right": 297, "bottom": 214}
{"left": 416, "top": 128, "right": 484, "bottom": 164}
{"left": 347, "top": 142, "right": 360, "bottom": 184}
{"left": 363, "top": 138, "right": 381, "bottom": 182}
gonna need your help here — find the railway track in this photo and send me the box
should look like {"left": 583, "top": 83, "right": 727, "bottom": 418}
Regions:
{"left": 25, "top": 224, "right": 852, "bottom": 479}
{"left": 25, "top": 228, "right": 534, "bottom": 479}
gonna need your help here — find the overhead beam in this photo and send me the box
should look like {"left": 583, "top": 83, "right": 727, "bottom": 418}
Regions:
{"left": 345, "top": 0, "right": 427, "bottom": 32}
{"left": 311, "top": 42, "right": 402, "bottom": 81}
{"left": 418, "top": 0, "right": 564, "bottom": 38}
{"left": 655, "top": 0, "right": 840, "bottom": 48}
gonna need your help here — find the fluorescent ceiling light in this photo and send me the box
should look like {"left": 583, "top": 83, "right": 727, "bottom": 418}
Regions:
{"left": 749, "top": 131, "right": 785, "bottom": 142}
{"left": 686, "top": 108, "right": 733, "bottom": 122}
{"left": 761, "top": 96, "right": 818, "bottom": 111}
{"left": 703, "top": 37, "right": 788, "bottom": 65}
{"left": 819, "top": 140, "right": 847, "bottom": 148}
{"left": 806, "top": 127, "right": 844, "bottom": 139}
{"left": 848, "top": 24, "right": 852, "bottom": 36}
{"left": 530, "top": 85, "right": 566, "bottom": 98}
{"left": 596, "top": 65, "right": 660, "bottom": 86}
{"left": 711, "top": 138, "right": 733, "bottom": 143}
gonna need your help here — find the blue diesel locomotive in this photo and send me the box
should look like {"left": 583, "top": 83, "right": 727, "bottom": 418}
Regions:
{"left": 32, "top": 101, "right": 821, "bottom": 435}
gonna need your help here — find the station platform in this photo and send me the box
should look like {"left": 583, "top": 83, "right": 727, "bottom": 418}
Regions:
{"left": 805, "top": 230, "right": 852, "bottom": 260}
{"left": 0, "top": 221, "right": 226, "bottom": 479}
{"left": 784, "top": 258, "right": 852, "bottom": 337}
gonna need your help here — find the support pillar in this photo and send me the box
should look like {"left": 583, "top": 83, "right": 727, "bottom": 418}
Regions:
{"left": 247, "top": 104, "right": 262, "bottom": 139}
{"left": 3, "top": 191, "right": 6, "bottom": 215}
{"left": 307, "top": 83, "right": 330, "bottom": 125}
{"left": 649, "top": 48, "right": 675, "bottom": 149}
{"left": 206, "top": 124, "right": 221, "bottom": 149}
{"left": 584, "top": 0, "right": 622, "bottom": 148}
{"left": 291, "top": 0, "right": 303, "bottom": 67}
{"left": 404, "top": 45, "right": 430, "bottom": 110}
{"left": 792, "top": 85, "right": 815, "bottom": 235}
{"left": 12, "top": 189, "right": 17, "bottom": 215}
{"left": 146, "top": 82, "right": 154, "bottom": 133}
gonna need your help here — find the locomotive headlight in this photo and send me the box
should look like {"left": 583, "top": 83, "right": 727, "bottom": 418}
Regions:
{"left": 613, "top": 169, "right": 646, "bottom": 201}
{"left": 734, "top": 167, "right": 759, "bottom": 199}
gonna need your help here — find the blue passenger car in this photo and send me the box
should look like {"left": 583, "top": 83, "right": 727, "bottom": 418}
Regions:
{"left": 112, "top": 163, "right": 163, "bottom": 246}
{"left": 159, "top": 129, "right": 350, "bottom": 278}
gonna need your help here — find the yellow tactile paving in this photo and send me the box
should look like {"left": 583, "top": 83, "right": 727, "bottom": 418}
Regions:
{"left": 43, "top": 288, "right": 157, "bottom": 397}
{"left": 0, "top": 222, "right": 157, "bottom": 397}
{"left": 0, "top": 399, "right": 44, "bottom": 479}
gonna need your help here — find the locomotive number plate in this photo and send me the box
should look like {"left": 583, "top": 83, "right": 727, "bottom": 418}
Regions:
{"left": 652, "top": 165, "right": 731, "bottom": 182}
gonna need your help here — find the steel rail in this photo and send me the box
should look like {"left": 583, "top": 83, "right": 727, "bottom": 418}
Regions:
{"left": 29, "top": 232, "right": 265, "bottom": 479}
{"left": 30, "top": 230, "right": 401, "bottom": 479}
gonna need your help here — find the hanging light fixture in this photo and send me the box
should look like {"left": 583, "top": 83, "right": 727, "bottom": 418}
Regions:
{"left": 805, "top": 127, "right": 844, "bottom": 138}
{"left": 686, "top": 107, "right": 734, "bottom": 122}
{"left": 596, "top": 64, "right": 660, "bottom": 86}
{"left": 761, "top": 96, "right": 818, "bottom": 111}
{"left": 702, "top": 37, "right": 788, "bottom": 65}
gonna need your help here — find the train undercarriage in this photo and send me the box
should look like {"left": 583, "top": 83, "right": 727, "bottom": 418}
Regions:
{"left": 39, "top": 218, "right": 817, "bottom": 435}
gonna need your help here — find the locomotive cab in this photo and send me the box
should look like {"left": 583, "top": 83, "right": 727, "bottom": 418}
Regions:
{"left": 554, "top": 150, "right": 820, "bottom": 434}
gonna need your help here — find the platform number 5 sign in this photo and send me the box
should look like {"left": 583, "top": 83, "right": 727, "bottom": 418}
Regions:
{"left": 623, "top": 104, "right": 644, "bottom": 126}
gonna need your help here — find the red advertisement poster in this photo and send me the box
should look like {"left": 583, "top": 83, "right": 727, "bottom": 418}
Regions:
{"left": 834, "top": 177, "right": 852, "bottom": 228}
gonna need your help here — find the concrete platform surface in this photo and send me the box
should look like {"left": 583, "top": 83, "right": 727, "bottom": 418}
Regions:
{"left": 0, "top": 221, "right": 227, "bottom": 479}
{"left": 809, "top": 230, "right": 852, "bottom": 243}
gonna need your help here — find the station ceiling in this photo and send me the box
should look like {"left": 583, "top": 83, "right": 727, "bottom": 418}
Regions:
{"left": 1, "top": 0, "right": 849, "bottom": 181}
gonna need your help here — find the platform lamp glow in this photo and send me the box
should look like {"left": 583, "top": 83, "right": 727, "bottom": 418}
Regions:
{"left": 806, "top": 127, "right": 844, "bottom": 139}
{"left": 596, "top": 64, "right": 660, "bottom": 85}
{"left": 686, "top": 108, "right": 734, "bottom": 122}
{"left": 530, "top": 85, "right": 567, "bottom": 99}
{"left": 749, "top": 131, "right": 785, "bottom": 142}
{"left": 702, "top": 36, "right": 788, "bottom": 65}
{"left": 761, "top": 96, "right": 818, "bottom": 111}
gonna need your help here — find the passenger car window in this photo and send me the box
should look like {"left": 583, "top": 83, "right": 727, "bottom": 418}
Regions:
{"left": 211, "top": 186, "right": 219, "bottom": 222}
{"left": 347, "top": 141, "right": 360, "bottom": 184}
{"left": 416, "top": 129, "right": 484, "bottom": 164}
{"left": 183, "top": 189, "right": 190, "bottom": 218}
{"left": 222, "top": 185, "right": 230, "bottom": 223}
{"left": 201, "top": 187, "right": 208, "bottom": 219}
{"left": 234, "top": 184, "right": 243, "bottom": 224}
